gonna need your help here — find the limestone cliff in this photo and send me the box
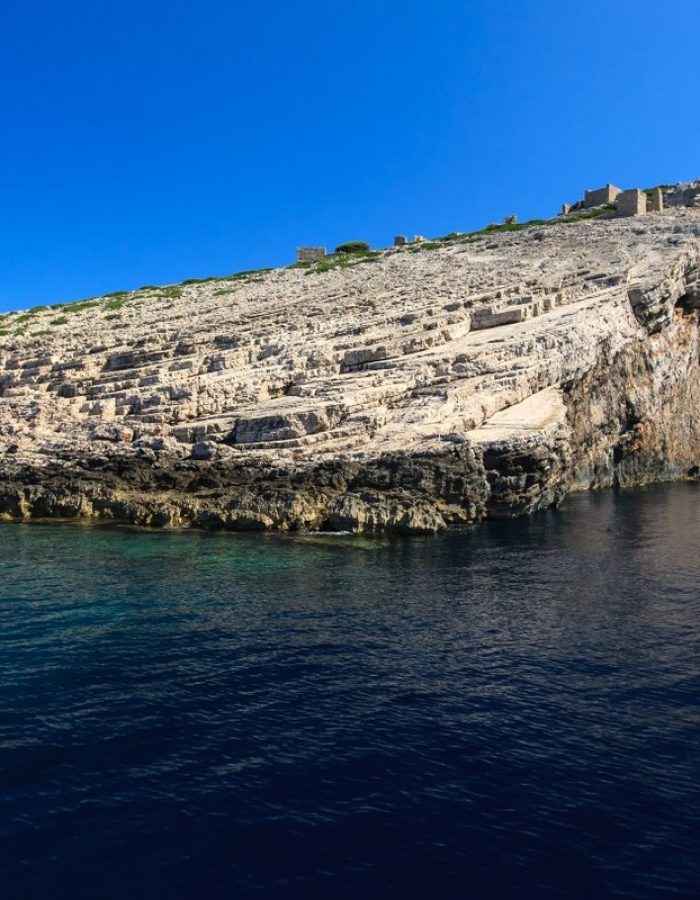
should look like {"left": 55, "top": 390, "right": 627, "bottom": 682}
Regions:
{"left": 1, "top": 191, "right": 699, "bottom": 533}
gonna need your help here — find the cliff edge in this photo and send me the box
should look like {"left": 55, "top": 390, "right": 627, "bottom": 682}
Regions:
{"left": 1, "top": 186, "right": 699, "bottom": 532}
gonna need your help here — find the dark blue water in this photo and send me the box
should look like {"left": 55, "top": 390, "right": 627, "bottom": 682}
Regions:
{"left": 1, "top": 485, "right": 699, "bottom": 899}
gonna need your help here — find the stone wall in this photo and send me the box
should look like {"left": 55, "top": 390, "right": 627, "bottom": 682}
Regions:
{"left": 297, "top": 247, "right": 326, "bottom": 262}
{"left": 584, "top": 184, "right": 621, "bottom": 208}
{"left": 649, "top": 188, "right": 664, "bottom": 212}
{"left": 617, "top": 189, "right": 646, "bottom": 217}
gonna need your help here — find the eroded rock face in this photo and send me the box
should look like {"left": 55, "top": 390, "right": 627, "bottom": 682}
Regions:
{"left": 1, "top": 200, "right": 700, "bottom": 533}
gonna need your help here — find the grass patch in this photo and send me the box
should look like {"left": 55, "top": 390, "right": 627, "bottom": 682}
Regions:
{"left": 555, "top": 206, "right": 616, "bottom": 224}
{"left": 432, "top": 206, "right": 616, "bottom": 246}
{"left": 304, "top": 250, "right": 383, "bottom": 276}
{"left": 173, "top": 267, "right": 274, "bottom": 286}
{"left": 132, "top": 285, "right": 183, "bottom": 301}
{"left": 408, "top": 241, "right": 441, "bottom": 252}
{"left": 0, "top": 266, "right": 277, "bottom": 321}
{"left": 49, "top": 316, "right": 68, "bottom": 326}
{"left": 65, "top": 300, "right": 100, "bottom": 314}
{"left": 50, "top": 299, "right": 100, "bottom": 313}
{"left": 159, "top": 286, "right": 183, "bottom": 300}
{"left": 221, "top": 267, "right": 273, "bottom": 282}
{"left": 180, "top": 268, "right": 271, "bottom": 286}
{"left": 104, "top": 296, "right": 130, "bottom": 312}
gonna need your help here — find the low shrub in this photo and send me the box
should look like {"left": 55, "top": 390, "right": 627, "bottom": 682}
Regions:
{"left": 222, "top": 268, "right": 272, "bottom": 282}
{"left": 158, "top": 286, "right": 183, "bottom": 300}
{"left": 335, "top": 241, "right": 371, "bottom": 254}
{"left": 104, "top": 296, "right": 129, "bottom": 311}
{"left": 65, "top": 300, "right": 100, "bottom": 314}
{"left": 304, "top": 251, "right": 382, "bottom": 275}
{"left": 409, "top": 241, "right": 441, "bottom": 252}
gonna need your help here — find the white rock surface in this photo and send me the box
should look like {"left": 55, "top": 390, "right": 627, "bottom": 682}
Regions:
{"left": 1, "top": 202, "right": 699, "bottom": 532}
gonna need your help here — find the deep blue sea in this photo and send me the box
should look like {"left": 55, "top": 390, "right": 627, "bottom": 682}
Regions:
{"left": 1, "top": 484, "right": 699, "bottom": 899}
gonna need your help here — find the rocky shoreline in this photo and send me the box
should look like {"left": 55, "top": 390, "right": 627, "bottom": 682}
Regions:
{"left": 1, "top": 188, "right": 699, "bottom": 534}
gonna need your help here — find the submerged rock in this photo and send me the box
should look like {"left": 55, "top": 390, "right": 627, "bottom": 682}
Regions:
{"left": 1, "top": 194, "right": 700, "bottom": 533}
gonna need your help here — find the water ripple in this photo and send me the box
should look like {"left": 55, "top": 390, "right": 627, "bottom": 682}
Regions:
{"left": 0, "top": 484, "right": 699, "bottom": 898}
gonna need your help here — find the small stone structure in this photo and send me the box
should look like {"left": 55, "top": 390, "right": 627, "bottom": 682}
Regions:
{"left": 584, "top": 184, "right": 621, "bottom": 208}
{"left": 296, "top": 247, "right": 326, "bottom": 263}
{"left": 617, "top": 189, "right": 647, "bottom": 217}
{"left": 394, "top": 235, "right": 407, "bottom": 247}
{"left": 649, "top": 188, "right": 664, "bottom": 212}
{"left": 504, "top": 214, "right": 518, "bottom": 225}
{"left": 561, "top": 203, "right": 572, "bottom": 216}
{"left": 413, "top": 234, "right": 427, "bottom": 243}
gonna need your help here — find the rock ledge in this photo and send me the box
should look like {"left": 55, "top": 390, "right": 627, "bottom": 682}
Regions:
{"left": 2, "top": 201, "right": 700, "bottom": 532}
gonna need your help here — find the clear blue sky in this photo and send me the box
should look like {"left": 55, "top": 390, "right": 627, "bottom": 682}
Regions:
{"left": 1, "top": 0, "right": 698, "bottom": 312}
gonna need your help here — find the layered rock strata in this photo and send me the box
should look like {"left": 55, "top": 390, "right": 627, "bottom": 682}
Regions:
{"left": 1, "top": 203, "right": 699, "bottom": 532}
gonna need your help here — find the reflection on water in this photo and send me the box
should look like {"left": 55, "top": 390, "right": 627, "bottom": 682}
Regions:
{"left": 0, "top": 484, "right": 699, "bottom": 899}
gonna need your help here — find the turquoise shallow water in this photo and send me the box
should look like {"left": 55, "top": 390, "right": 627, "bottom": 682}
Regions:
{"left": 0, "top": 484, "right": 699, "bottom": 899}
